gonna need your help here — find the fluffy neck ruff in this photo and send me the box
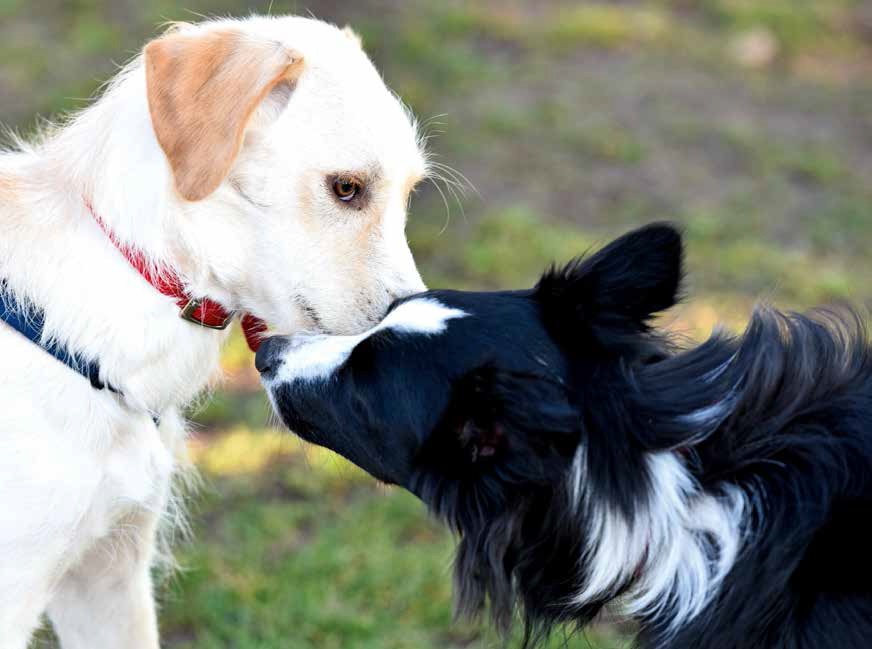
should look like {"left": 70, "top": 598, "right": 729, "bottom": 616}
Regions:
{"left": 568, "top": 448, "right": 746, "bottom": 633}
{"left": 560, "top": 326, "right": 752, "bottom": 634}
{"left": 539, "top": 307, "right": 869, "bottom": 645}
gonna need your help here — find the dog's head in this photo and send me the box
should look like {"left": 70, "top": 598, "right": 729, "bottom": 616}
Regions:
{"left": 144, "top": 17, "right": 426, "bottom": 334}
{"left": 258, "top": 223, "right": 683, "bottom": 634}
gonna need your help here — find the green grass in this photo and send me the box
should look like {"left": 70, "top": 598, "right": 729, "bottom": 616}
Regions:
{"left": 545, "top": 4, "right": 672, "bottom": 51}
{"left": 9, "top": 1, "right": 872, "bottom": 647}
{"left": 163, "top": 433, "right": 463, "bottom": 649}
{"left": 158, "top": 430, "right": 628, "bottom": 649}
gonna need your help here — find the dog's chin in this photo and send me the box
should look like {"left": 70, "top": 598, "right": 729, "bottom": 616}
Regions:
{"left": 264, "top": 307, "right": 330, "bottom": 338}
{"left": 262, "top": 388, "right": 399, "bottom": 484}
{"left": 288, "top": 292, "right": 402, "bottom": 338}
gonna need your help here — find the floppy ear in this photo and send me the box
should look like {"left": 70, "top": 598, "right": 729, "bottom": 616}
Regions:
{"left": 145, "top": 29, "right": 304, "bottom": 201}
{"left": 535, "top": 222, "right": 683, "bottom": 347}
{"left": 426, "top": 367, "right": 580, "bottom": 474}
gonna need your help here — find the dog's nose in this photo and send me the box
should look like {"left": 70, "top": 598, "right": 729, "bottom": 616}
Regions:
{"left": 255, "top": 336, "right": 288, "bottom": 376}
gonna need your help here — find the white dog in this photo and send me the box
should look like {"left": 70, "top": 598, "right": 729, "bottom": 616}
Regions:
{"left": 0, "top": 15, "right": 427, "bottom": 648}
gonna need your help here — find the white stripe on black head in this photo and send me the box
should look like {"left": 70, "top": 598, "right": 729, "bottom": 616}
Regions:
{"left": 265, "top": 297, "right": 467, "bottom": 384}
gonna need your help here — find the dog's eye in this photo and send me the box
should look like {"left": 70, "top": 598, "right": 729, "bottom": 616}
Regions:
{"left": 331, "top": 176, "right": 361, "bottom": 202}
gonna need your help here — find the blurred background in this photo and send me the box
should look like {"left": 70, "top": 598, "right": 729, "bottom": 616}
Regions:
{"left": 3, "top": 1, "right": 871, "bottom": 647}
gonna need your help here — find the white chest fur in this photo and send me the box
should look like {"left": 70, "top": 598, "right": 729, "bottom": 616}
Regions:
{"left": 0, "top": 323, "right": 188, "bottom": 553}
{"left": 0, "top": 281, "right": 211, "bottom": 641}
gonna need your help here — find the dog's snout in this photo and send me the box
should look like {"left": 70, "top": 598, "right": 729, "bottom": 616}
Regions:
{"left": 255, "top": 336, "right": 288, "bottom": 376}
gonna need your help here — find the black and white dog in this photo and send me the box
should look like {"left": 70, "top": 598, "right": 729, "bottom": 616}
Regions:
{"left": 257, "top": 224, "right": 872, "bottom": 648}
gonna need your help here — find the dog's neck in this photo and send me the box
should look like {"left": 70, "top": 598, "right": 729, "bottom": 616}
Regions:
{"left": 565, "top": 309, "right": 872, "bottom": 647}
{"left": 559, "top": 341, "right": 751, "bottom": 634}
{"left": 567, "top": 446, "right": 745, "bottom": 630}
{"left": 567, "top": 311, "right": 836, "bottom": 634}
{"left": 44, "top": 56, "right": 249, "bottom": 305}
{"left": 49, "top": 61, "right": 174, "bottom": 255}
{"left": 0, "top": 57, "right": 230, "bottom": 415}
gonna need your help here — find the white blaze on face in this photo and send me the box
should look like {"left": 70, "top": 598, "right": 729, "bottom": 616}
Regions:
{"left": 269, "top": 298, "right": 467, "bottom": 384}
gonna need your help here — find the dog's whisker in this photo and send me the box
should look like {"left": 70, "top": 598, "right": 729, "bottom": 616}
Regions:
{"left": 427, "top": 176, "right": 453, "bottom": 235}
{"left": 427, "top": 158, "right": 478, "bottom": 198}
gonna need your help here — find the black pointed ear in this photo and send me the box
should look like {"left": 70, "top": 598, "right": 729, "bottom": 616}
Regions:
{"left": 535, "top": 223, "right": 683, "bottom": 348}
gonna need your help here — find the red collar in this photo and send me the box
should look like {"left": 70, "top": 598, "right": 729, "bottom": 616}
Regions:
{"left": 86, "top": 201, "right": 267, "bottom": 351}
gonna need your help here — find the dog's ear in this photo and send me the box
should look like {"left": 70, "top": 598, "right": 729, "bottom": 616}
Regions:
{"left": 145, "top": 29, "right": 304, "bottom": 201}
{"left": 427, "top": 367, "right": 580, "bottom": 476}
{"left": 535, "top": 223, "right": 683, "bottom": 349}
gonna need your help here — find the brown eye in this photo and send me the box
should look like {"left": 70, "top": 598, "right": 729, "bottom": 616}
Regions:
{"left": 332, "top": 177, "right": 361, "bottom": 202}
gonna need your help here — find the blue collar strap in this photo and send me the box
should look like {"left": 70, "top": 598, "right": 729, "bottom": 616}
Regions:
{"left": 0, "top": 281, "right": 117, "bottom": 392}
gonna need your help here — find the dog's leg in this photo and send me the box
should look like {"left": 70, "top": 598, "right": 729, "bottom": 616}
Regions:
{"left": 0, "top": 563, "right": 58, "bottom": 649}
{"left": 46, "top": 510, "right": 162, "bottom": 649}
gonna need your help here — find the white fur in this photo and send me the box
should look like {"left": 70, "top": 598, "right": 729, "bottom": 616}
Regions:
{"left": 268, "top": 298, "right": 467, "bottom": 383}
{"left": 570, "top": 449, "right": 746, "bottom": 635}
{"left": 0, "top": 15, "right": 426, "bottom": 648}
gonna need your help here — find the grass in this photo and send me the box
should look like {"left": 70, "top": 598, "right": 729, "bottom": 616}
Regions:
{"left": 545, "top": 4, "right": 672, "bottom": 51}
{"left": 160, "top": 429, "right": 629, "bottom": 649}
{"left": 8, "top": 1, "right": 872, "bottom": 647}
{"left": 164, "top": 431, "right": 464, "bottom": 649}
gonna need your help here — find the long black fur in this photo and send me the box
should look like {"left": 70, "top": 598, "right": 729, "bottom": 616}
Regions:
{"left": 628, "top": 306, "right": 872, "bottom": 648}
{"left": 261, "top": 223, "right": 872, "bottom": 649}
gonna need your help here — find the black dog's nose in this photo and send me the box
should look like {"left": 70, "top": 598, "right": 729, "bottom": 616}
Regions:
{"left": 255, "top": 336, "right": 287, "bottom": 376}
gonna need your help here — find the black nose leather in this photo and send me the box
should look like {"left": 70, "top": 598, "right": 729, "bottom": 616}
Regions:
{"left": 255, "top": 336, "right": 286, "bottom": 375}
